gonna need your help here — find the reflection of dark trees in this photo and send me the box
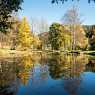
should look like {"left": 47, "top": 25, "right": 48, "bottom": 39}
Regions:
{"left": 48, "top": 53, "right": 90, "bottom": 95}
{"left": 48, "top": 53, "right": 87, "bottom": 79}
{"left": 64, "top": 55, "right": 95, "bottom": 95}
{"left": 48, "top": 53, "right": 87, "bottom": 95}
{"left": 64, "top": 78, "right": 81, "bottom": 95}
{"left": 48, "top": 59, "right": 65, "bottom": 79}
{"left": 0, "top": 86, "right": 14, "bottom": 95}
{"left": 48, "top": 53, "right": 66, "bottom": 79}
{"left": 86, "top": 58, "right": 95, "bottom": 72}
{"left": 0, "top": 57, "right": 20, "bottom": 95}
{"left": 63, "top": 54, "right": 81, "bottom": 95}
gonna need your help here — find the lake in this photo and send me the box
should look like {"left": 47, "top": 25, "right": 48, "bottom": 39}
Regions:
{"left": 0, "top": 52, "right": 95, "bottom": 95}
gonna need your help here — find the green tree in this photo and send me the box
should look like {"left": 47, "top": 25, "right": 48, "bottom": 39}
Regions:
{"left": 0, "top": 0, "right": 23, "bottom": 33}
{"left": 49, "top": 23, "right": 71, "bottom": 50}
{"left": 49, "top": 23, "right": 64, "bottom": 50}
{"left": 18, "top": 17, "right": 33, "bottom": 50}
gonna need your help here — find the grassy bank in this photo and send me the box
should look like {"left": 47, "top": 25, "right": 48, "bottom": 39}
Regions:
{"left": 0, "top": 49, "right": 95, "bottom": 58}
{"left": 0, "top": 49, "right": 33, "bottom": 58}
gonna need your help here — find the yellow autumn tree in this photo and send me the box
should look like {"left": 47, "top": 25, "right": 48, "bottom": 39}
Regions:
{"left": 75, "top": 25, "right": 88, "bottom": 50}
{"left": 18, "top": 17, "right": 33, "bottom": 50}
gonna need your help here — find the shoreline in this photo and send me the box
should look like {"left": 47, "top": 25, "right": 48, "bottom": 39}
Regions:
{"left": 0, "top": 49, "right": 95, "bottom": 57}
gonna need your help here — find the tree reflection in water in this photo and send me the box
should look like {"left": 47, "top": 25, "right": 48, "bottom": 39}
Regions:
{"left": 0, "top": 53, "right": 49, "bottom": 95}
{"left": 86, "top": 56, "right": 95, "bottom": 72}
{"left": 0, "top": 52, "right": 95, "bottom": 95}
{"left": 0, "top": 57, "right": 20, "bottom": 95}
{"left": 18, "top": 55, "right": 34, "bottom": 85}
{"left": 30, "top": 52, "right": 49, "bottom": 86}
{"left": 48, "top": 53, "right": 88, "bottom": 79}
{"left": 0, "top": 54, "right": 36, "bottom": 95}
{"left": 48, "top": 53, "right": 88, "bottom": 95}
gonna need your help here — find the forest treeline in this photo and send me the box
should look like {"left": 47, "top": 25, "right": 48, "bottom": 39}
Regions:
{"left": 0, "top": 3, "right": 95, "bottom": 51}
{"left": 0, "top": 15, "right": 95, "bottom": 51}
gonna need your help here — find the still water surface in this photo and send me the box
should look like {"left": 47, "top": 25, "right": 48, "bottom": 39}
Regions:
{"left": 0, "top": 52, "right": 95, "bottom": 95}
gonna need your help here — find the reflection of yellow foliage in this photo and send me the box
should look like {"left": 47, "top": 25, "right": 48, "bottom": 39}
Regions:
{"left": 21, "top": 55, "right": 33, "bottom": 69}
{"left": 18, "top": 55, "right": 34, "bottom": 85}
{"left": 18, "top": 71, "right": 30, "bottom": 85}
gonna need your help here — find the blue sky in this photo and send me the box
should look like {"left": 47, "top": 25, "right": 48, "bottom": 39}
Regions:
{"left": 18, "top": 0, "right": 95, "bottom": 25}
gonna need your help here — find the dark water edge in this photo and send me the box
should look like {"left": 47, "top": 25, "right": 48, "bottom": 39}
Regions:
{"left": 0, "top": 52, "right": 95, "bottom": 95}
